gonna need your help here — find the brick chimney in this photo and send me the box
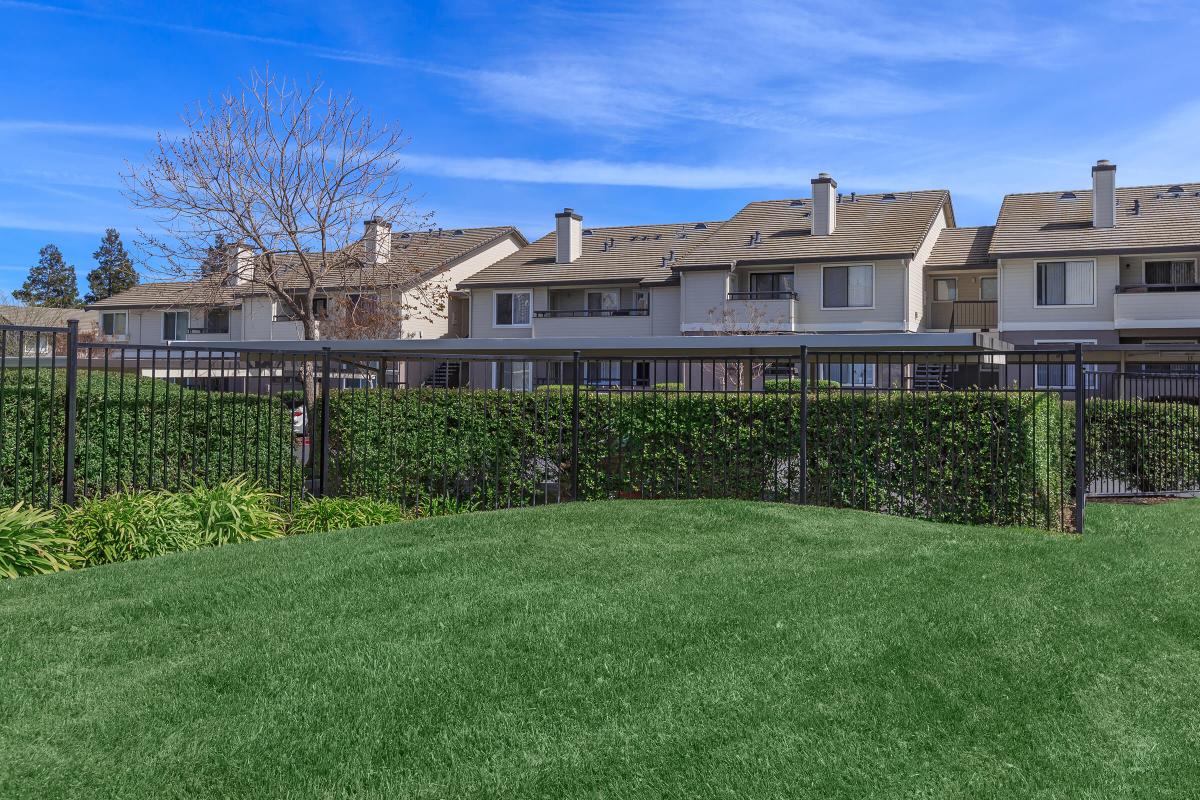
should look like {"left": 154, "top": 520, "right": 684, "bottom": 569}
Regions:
{"left": 811, "top": 173, "right": 837, "bottom": 236}
{"left": 364, "top": 217, "right": 392, "bottom": 265}
{"left": 555, "top": 208, "right": 582, "bottom": 263}
{"left": 1092, "top": 160, "right": 1116, "bottom": 228}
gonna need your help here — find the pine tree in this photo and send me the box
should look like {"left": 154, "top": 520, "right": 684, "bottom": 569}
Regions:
{"left": 85, "top": 228, "right": 138, "bottom": 304}
{"left": 13, "top": 244, "right": 80, "bottom": 308}
{"left": 199, "top": 233, "right": 229, "bottom": 276}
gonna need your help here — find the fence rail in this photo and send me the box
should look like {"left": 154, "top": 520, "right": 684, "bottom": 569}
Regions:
{"left": 0, "top": 322, "right": 1104, "bottom": 533}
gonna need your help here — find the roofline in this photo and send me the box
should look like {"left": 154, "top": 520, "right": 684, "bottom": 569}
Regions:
{"left": 462, "top": 275, "right": 664, "bottom": 289}
{"left": 998, "top": 180, "right": 1200, "bottom": 199}
{"left": 992, "top": 244, "right": 1200, "bottom": 259}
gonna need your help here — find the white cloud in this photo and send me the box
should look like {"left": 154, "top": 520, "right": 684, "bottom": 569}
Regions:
{"left": 0, "top": 120, "right": 166, "bottom": 141}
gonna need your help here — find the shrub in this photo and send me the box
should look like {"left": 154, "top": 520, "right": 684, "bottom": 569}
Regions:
{"left": 654, "top": 382, "right": 686, "bottom": 392}
{"left": 0, "top": 503, "right": 80, "bottom": 578}
{"left": 533, "top": 384, "right": 586, "bottom": 395}
{"left": 0, "top": 370, "right": 300, "bottom": 508}
{"left": 1086, "top": 400, "right": 1200, "bottom": 493}
{"left": 289, "top": 497, "right": 409, "bottom": 535}
{"left": 180, "top": 478, "right": 285, "bottom": 545}
{"left": 63, "top": 490, "right": 201, "bottom": 566}
{"left": 417, "top": 494, "right": 481, "bottom": 518}
{"left": 277, "top": 389, "right": 307, "bottom": 406}
{"left": 762, "top": 378, "right": 839, "bottom": 393}
{"left": 327, "top": 388, "right": 1073, "bottom": 529}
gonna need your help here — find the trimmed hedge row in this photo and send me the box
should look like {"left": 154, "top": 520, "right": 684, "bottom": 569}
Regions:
{"left": 327, "top": 388, "right": 1073, "bottom": 529}
{"left": 0, "top": 369, "right": 299, "bottom": 505}
{"left": 1086, "top": 400, "right": 1200, "bottom": 493}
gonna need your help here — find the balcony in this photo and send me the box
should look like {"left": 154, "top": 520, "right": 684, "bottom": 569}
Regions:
{"left": 533, "top": 308, "right": 649, "bottom": 318}
{"left": 532, "top": 307, "right": 653, "bottom": 337}
{"left": 928, "top": 300, "right": 996, "bottom": 331}
{"left": 1115, "top": 284, "right": 1200, "bottom": 329}
{"left": 719, "top": 292, "right": 800, "bottom": 332}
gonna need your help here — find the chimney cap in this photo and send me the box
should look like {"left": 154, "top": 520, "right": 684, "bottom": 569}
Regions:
{"left": 812, "top": 173, "right": 838, "bottom": 187}
{"left": 555, "top": 207, "right": 583, "bottom": 220}
{"left": 1092, "top": 159, "right": 1116, "bottom": 173}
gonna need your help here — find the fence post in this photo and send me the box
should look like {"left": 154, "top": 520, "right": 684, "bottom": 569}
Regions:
{"left": 1074, "top": 343, "right": 1086, "bottom": 534}
{"left": 798, "top": 345, "right": 808, "bottom": 505}
{"left": 62, "top": 319, "right": 79, "bottom": 506}
{"left": 318, "top": 347, "right": 332, "bottom": 498}
{"left": 571, "top": 350, "right": 581, "bottom": 502}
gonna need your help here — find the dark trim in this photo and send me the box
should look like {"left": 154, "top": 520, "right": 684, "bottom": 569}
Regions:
{"left": 811, "top": 175, "right": 838, "bottom": 188}
{"left": 462, "top": 276, "right": 655, "bottom": 289}
{"left": 1091, "top": 162, "right": 1117, "bottom": 173}
{"left": 555, "top": 208, "right": 583, "bottom": 221}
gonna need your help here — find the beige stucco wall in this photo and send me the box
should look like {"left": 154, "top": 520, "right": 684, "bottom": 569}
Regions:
{"left": 468, "top": 287, "right": 534, "bottom": 338}
{"left": 650, "top": 286, "right": 681, "bottom": 335}
{"left": 906, "top": 206, "right": 947, "bottom": 332}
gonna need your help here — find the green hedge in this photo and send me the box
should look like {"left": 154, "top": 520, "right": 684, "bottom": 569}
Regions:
{"left": 0, "top": 369, "right": 300, "bottom": 505}
{"left": 327, "top": 388, "right": 1073, "bottom": 529}
{"left": 1086, "top": 400, "right": 1200, "bottom": 493}
{"left": 763, "top": 378, "right": 840, "bottom": 393}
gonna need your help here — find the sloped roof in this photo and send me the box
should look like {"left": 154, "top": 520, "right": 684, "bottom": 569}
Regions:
{"left": 677, "top": 190, "right": 953, "bottom": 268}
{"left": 926, "top": 226, "right": 996, "bottom": 271}
{"left": 991, "top": 184, "right": 1200, "bottom": 257}
{"left": 459, "top": 221, "right": 721, "bottom": 288}
{"left": 0, "top": 305, "right": 99, "bottom": 331}
{"left": 89, "top": 226, "right": 524, "bottom": 310}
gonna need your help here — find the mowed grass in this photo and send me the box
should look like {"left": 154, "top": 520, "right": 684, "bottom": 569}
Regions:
{"left": 3, "top": 500, "right": 1200, "bottom": 799}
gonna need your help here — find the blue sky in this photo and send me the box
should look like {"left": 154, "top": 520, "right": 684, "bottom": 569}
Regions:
{"left": 0, "top": 0, "right": 1196, "bottom": 296}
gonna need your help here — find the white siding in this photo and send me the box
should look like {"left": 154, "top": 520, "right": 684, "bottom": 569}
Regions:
{"left": 468, "top": 288, "right": 534, "bottom": 338}
{"left": 908, "top": 207, "right": 947, "bottom": 331}
{"left": 650, "top": 286, "right": 681, "bottom": 335}
{"left": 998, "top": 255, "right": 1118, "bottom": 331}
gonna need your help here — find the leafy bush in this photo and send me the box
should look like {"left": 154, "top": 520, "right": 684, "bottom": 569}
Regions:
{"left": 654, "top": 382, "right": 685, "bottom": 391}
{"left": 277, "top": 389, "right": 307, "bottom": 406}
{"left": 762, "top": 378, "right": 839, "bottom": 393}
{"left": 0, "top": 370, "right": 300, "bottom": 507}
{"left": 327, "top": 388, "right": 1073, "bottom": 529}
{"left": 417, "top": 494, "right": 481, "bottom": 518}
{"left": 62, "top": 490, "right": 201, "bottom": 566}
{"left": 289, "top": 497, "right": 409, "bottom": 535}
{"left": 181, "top": 478, "right": 285, "bottom": 545}
{"left": 532, "top": 384, "right": 586, "bottom": 395}
{"left": 1086, "top": 400, "right": 1200, "bottom": 493}
{"left": 0, "top": 503, "right": 80, "bottom": 578}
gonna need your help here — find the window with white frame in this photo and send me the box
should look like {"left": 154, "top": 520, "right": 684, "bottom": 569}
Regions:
{"left": 1035, "top": 363, "right": 1099, "bottom": 390}
{"left": 1145, "top": 260, "right": 1196, "bottom": 286}
{"left": 933, "top": 277, "right": 957, "bottom": 301}
{"left": 980, "top": 276, "right": 998, "bottom": 302}
{"left": 100, "top": 311, "right": 127, "bottom": 338}
{"left": 633, "top": 290, "right": 650, "bottom": 313}
{"left": 822, "top": 265, "right": 873, "bottom": 308}
{"left": 162, "top": 310, "right": 189, "bottom": 340}
{"left": 820, "top": 362, "right": 876, "bottom": 387}
{"left": 1036, "top": 261, "right": 1094, "bottom": 306}
{"left": 493, "top": 360, "right": 533, "bottom": 390}
{"left": 494, "top": 291, "right": 531, "bottom": 326}
{"left": 585, "top": 290, "right": 619, "bottom": 312}
{"left": 749, "top": 271, "right": 795, "bottom": 297}
{"left": 205, "top": 307, "right": 230, "bottom": 334}
{"left": 584, "top": 359, "right": 621, "bottom": 387}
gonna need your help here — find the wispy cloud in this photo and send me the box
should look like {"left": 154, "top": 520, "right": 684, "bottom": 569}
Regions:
{"left": 0, "top": 120, "right": 165, "bottom": 141}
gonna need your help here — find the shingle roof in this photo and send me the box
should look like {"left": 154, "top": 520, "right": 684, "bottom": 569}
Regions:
{"left": 0, "top": 305, "right": 99, "bottom": 331}
{"left": 87, "top": 277, "right": 238, "bottom": 310}
{"left": 926, "top": 226, "right": 996, "bottom": 271}
{"left": 990, "top": 184, "right": 1200, "bottom": 257}
{"left": 89, "top": 226, "right": 524, "bottom": 310}
{"left": 459, "top": 221, "right": 721, "bottom": 288}
{"left": 676, "top": 190, "right": 953, "bottom": 268}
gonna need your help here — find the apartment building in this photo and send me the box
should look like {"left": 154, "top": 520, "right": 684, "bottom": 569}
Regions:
{"left": 88, "top": 222, "right": 526, "bottom": 346}
{"left": 461, "top": 174, "right": 954, "bottom": 341}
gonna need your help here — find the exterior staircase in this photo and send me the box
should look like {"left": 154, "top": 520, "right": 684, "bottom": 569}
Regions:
{"left": 423, "top": 361, "right": 463, "bottom": 388}
{"left": 911, "top": 363, "right": 953, "bottom": 391}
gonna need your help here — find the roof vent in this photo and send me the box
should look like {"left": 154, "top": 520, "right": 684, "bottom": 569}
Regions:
{"left": 1167, "top": 185, "right": 1184, "bottom": 194}
{"left": 694, "top": 223, "right": 708, "bottom": 230}
{"left": 602, "top": 236, "right": 615, "bottom": 252}
{"left": 1059, "top": 191, "right": 1077, "bottom": 200}
{"left": 837, "top": 193, "right": 843, "bottom": 203}
{"left": 582, "top": 228, "right": 594, "bottom": 236}
{"left": 452, "top": 229, "right": 465, "bottom": 236}
{"left": 789, "top": 199, "right": 805, "bottom": 206}
{"left": 654, "top": 234, "right": 662, "bottom": 240}
{"left": 748, "top": 230, "right": 762, "bottom": 247}
{"left": 849, "top": 192, "right": 857, "bottom": 202}
{"left": 881, "top": 193, "right": 896, "bottom": 201}
{"left": 1132, "top": 199, "right": 1142, "bottom": 215}
{"left": 676, "top": 231, "right": 689, "bottom": 239}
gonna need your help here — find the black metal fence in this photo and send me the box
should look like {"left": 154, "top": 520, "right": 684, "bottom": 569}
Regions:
{"left": 0, "top": 321, "right": 1100, "bottom": 532}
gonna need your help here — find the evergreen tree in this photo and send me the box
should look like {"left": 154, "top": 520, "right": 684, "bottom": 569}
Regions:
{"left": 85, "top": 228, "right": 138, "bottom": 304}
{"left": 13, "top": 244, "right": 80, "bottom": 308}
{"left": 199, "top": 233, "right": 229, "bottom": 276}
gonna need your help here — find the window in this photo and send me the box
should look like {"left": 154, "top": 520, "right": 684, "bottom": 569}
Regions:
{"left": 633, "top": 361, "right": 651, "bottom": 387}
{"left": 1036, "top": 261, "right": 1094, "bottom": 306}
{"left": 1145, "top": 260, "right": 1196, "bottom": 286}
{"left": 312, "top": 297, "right": 329, "bottom": 319}
{"left": 820, "top": 362, "right": 876, "bottom": 387}
{"left": 494, "top": 292, "right": 531, "bottom": 326}
{"left": 633, "top": 290, "right": 650, "bottom": 313}
{"left": 100, "top": 311, "right": 127, "bottom": 338}
{"left": 493, "top": 361, "right": 533, "bottom": 390}
{"left": 749, "top": 272, "right": 795, "bottom": 297}
{"left": 162, "top": 310, "right": 189, "bottom": 340}
{"left": 205, "top": 308, "right": 230, "bottom": 334}
{"left": 980, "top": 276, "right": 998, "bottom": 302}
{"left": 933, "top": 278, "right": 957, "bottom": 302}
{"left": 584, "top": 360, "right": 621, "bottom": 387}
{"left": 585, "top": 290, "right": 619, "bottom": 312}
{"left": 822, "top": 265, "right": 874, "bottom": 308}
{"left": 1035, "top": 363, "right": 1099, "bottom": 390}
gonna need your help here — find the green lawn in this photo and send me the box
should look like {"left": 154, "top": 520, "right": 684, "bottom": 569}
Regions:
{"left": 3, "top": 500, "right": 1200, "bottom": 799}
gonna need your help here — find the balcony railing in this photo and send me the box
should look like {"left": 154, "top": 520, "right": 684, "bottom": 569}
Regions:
{"left": 1116, "top": 283, "right": 1200, "bottom": 294}
{"left": 949, "top": 300, "right": 997, "bottom": 330}
{"left": 726, "top": 291, "right": 799, "bottom": 301}
{"left": 534, "top": 308, "right": 650, "bottom": 318}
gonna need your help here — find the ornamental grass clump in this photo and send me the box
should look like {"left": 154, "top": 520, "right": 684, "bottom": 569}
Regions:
{"left": 288, "top": 497, "right": 410, "bottom": 535}
{"left": 180, "top": 478, "right": 286, "bottom": 545}
{"left": 0, "top": 503, "right": 80, "bottom": 578}
{"left": 62, "top": 491, "right": 201, "bottom": 566}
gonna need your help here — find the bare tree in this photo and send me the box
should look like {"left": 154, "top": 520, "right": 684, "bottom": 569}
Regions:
{"left": 122, "top": 67, "right": 434, "bottom": 342}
